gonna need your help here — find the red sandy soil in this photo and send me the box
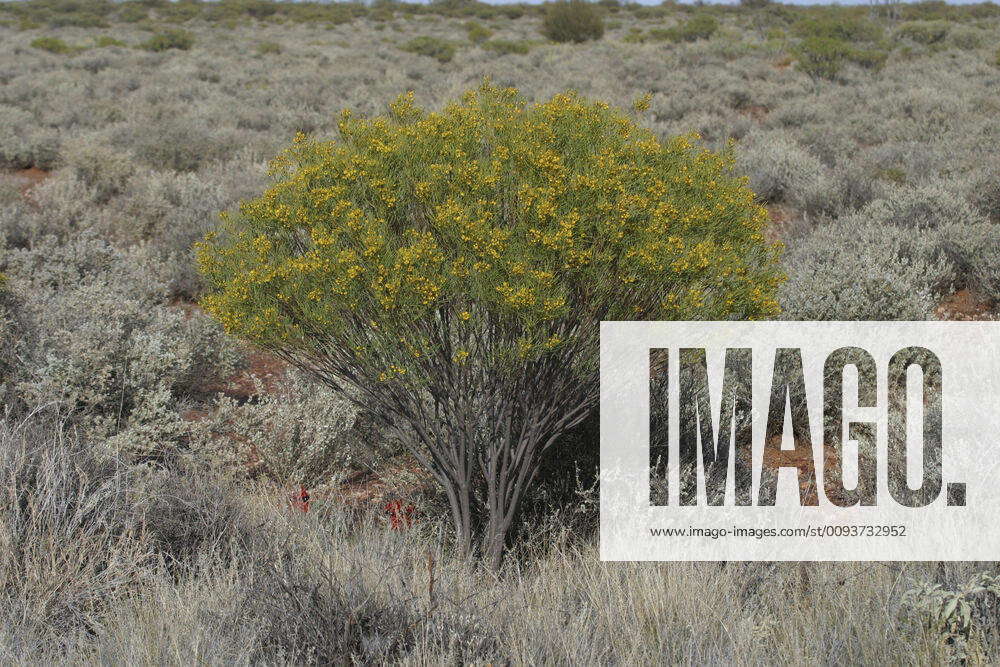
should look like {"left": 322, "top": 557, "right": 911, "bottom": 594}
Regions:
{"left": 3, "top": 167, "right": 49, "bottom": 207}
{"left": 764, "top": 204, "right": 794, "bottom": 242}
{"left": 935, "top": 288, "right": 996, "bottom": 321}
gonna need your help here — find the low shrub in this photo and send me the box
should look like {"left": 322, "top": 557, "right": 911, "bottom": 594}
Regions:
{"left": 779, "top": 222, "right": 950, "bottom": 320}
{"left": 256, "top": 40, "right": 282, "bottom": 55}
{"left": 736, "top": 131, "right": 825, "bottom": 204}
{"left": 541, "top": 0, "right": 604, "bottom": 44}
{"left": 95, "top": 35, "right": 127, "bottom": 48}
{"left": 189, "top": 367, "right": 370, "bottom": 488}
{"left": 401, "top": 35, "right": 457, "bottom": 63}
{"left": 946, "top": 25, "right": 985, "bottom": 51}
{"left": 482, "top": 38, "right": 531, "bottom": 55}
{"left": 675, "top": 13, "right": 719, "bottom": 42}
{"left": 794, "top": 36, "right": 853, "bottom": 81}
{"left": 896, "top": 20, "right": 950, "bottom": 45}
{"left": 141, "top": 29, "right": 195, "bottom": 52}
{"left": 465, "top": 20, "right": 493, "bottom": 43}
{"left": 30, "top": 36, "right": 76, "bottom": 54}
{"left": 792, "top": 13, "right": 882, "bottom": 43}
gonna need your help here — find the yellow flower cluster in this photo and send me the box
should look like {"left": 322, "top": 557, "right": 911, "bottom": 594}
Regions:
{"left": 196, "top": 81, "right": 785, "bottom": 366}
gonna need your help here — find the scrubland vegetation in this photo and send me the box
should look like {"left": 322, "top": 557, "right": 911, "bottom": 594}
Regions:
{"left": 1, "top": 0, "right": 1000, "bottom": 662}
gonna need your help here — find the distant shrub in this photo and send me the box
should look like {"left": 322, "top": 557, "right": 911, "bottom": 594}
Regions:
{"left": 541, "top": 0, "right": 604, "bottom": 44}
{"left": 141, "top": 29, "right": 195, "bottom": 52}
{"left": 116, "top": 2, "right": 148, "bottom": 22}
{"left": 794, "top": 36, "right": 853, "bottom": 81}
{"left": 256, "top": 40, "right": 282, "bottom": 55}
{"left": 482, "top": 38, "right": 531, "bottom": 55}
{"left": 792, "top": 13, "right": 882, "bottom": 43}
{"left": 401, "top": 36, "right": 457, "bottom": 63}
{"left": 59, "top": 138, "right": 133, "bottom": 204}
{"left": 849, "top": 46, "right": 889, "bottom": 71}
{"left": 859, "top": 182, "right": 985, "bottom": 231}
{"left": 30, "top": 37, "right": 75, "bottom": 54}
{"left": 675, "top": 13, "right": 719, "bottom": 42}
{"left": 896, "top": 20, "right": 949, "bottom": 45}
{"left": 995, "top": 46, "right": 1000, "bottom": 67}
{"left": 947, "top": 25, "right": 985, "bottom": 51}
{"left": 94, "top": 35, "right": 127, "bottom": 48}
{"left": 465, "top": 20, "right": 493, "bottom": 43}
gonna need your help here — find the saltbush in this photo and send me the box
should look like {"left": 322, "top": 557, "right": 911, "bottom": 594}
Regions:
{"left": 197, "top": 83, "right": 784, "bottom": 565}
{"left": 736, "top": 131, "right": 825, "bottom": 204}
{"left": 780, "top": 222, "right": 950, "bottom": 320}
{"left": 401, "top": 36, "right": 457, "bottom": 63}
{"left": 541, "top": 0, "right": 604, "bottom": 44}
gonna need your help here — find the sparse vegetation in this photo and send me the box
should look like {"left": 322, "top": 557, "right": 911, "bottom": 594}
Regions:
{"left": 1, "top": 0, "right": 1000, "bottom": 660}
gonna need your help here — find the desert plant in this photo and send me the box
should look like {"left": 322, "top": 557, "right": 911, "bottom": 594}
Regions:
{"left": 792, "top": 13, "right": 882, "bottom": 43}
{"left": 256, "top": 40, "right": 282, "bottom": 55}
{"left": 675, "top": 13, "right": 719, "bottom": 42}
{"left": 482, "top": 38, "right": 531, "bottom": 55}
{"left": 794, "top": 36, "right": 853, "bottom": 81}
{"left": 141, "top": 29, "right": 195, "bottom": 52}
{"left": 30, "top": 36, "right": 76, "bottom": 54}
{"left": 465, "top": 20, "right": 493, "bottom": 43}
{"left": 896, "top": 20, "right": 950, "bottom": 45}
{"left": 541, "top": 0, "right": 604, "bottom": 44}
{"left": 401, "top": 35, "right": 457, "bottom": 63}
{"left": 95, "top": 35, "right": 127, "bottom": 48}
{"left": 197, "top": 83, "right": 784, "bottom": 567}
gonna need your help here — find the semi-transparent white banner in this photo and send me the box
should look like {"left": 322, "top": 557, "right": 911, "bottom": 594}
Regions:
{"left": 600, "top": 321, "right": 1000, "bottom": 561}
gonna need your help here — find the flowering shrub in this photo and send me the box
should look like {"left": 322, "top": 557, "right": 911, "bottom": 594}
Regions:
{"left": 197, "top": 83, "right": 783, "bottom": 565}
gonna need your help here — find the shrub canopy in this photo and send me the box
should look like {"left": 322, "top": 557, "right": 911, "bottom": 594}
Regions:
{"left": 198, "top": 83, "right": 783, "bottom": 565}
{"left": 200, "top": 84, "right": 781, "bottom": 360}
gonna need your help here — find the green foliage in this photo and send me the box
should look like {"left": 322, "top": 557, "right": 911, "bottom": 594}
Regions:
{"left": 541, "top": 0, "right": 605, "bottom": 44}
{"left": 94, "top": 35, "right": 127, "bottom": 48}
{"left": 30, "top": 36, "right": 76, "bottom": 54}
{"left": 793, "top": 13, "right": 882, "bottom": 43}
{"left": 115, "top": 2, "right": 148, "bottom": 22}
{"left": 141, "top": 29, "right": 195, "bottom": 52}
{"left": 197, "top": 84, "right": 782, "bottom": 563}
{"left": 794, "top": 36, "right": 853, "bottom": 81}
{"left": 256, "top": 40, "right": 282, "bottom": 55}
{"left": 675, "top": 13, "right": 719, "bottom": 42}
{"left": 465, "top": 20, "right": 493, "bottom": 44}
{"left": 401, "top": 36, "right": 457, "bottom": 63}
{"left": 482, "top": 38, "right": 531, "bottom": 55}
{"left": 902, "top": 572, "right": 1000, "bottom": 661}
{"left": 896, "top": 20, "right": 950, "bottom": 45}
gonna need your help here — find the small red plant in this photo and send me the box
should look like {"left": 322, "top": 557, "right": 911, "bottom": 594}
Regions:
{"left": 384, "top": 499, "right": 416, "bottom": 530}
{"left": 290, "top": 486, "right": 310, "bottom": 513}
